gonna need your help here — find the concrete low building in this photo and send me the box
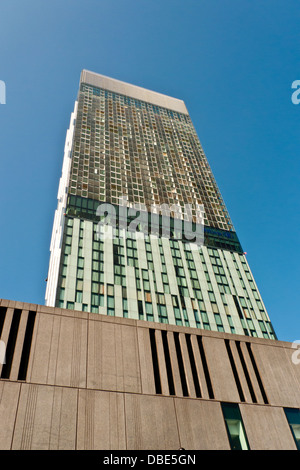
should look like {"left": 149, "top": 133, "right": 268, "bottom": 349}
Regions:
{"left": 0, "top": 298, "right": 299, "bottom": 450}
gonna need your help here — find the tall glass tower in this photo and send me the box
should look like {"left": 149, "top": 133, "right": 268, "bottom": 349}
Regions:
{"left": 45, "top": 70, "right": 276, "bottom": 340}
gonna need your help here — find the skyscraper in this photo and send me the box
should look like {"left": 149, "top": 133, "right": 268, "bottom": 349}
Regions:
{"left": 1, "top": 70, "right": 299, "bottom": 451}
{"left": 46, "top": 70, "right": 276, "bottom": 340}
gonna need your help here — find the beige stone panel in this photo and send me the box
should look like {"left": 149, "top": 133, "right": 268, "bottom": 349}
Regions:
{"left": 38, "top": 305, "right": 61, "bottom": 316}
{"left": 27, "top": 313, "right": 54, "bottom": 383}
{"left": 77, "top": 389, "right": 126, "bottom": 450}
{"left": 87, "top": 320, "right": 141, "bottom": 393}
{"left": 88, "top": 321, "right": 117, "bottom": 390}
{"left": 137, "top": 327, "right": 156, "bottom": 395}
{"left": 125, "top": 394, "right": 180, "bottom": 450}
{"left": 0, "top": 381, "right": 21, "bottom": 449}
{"left": 48, "top": 387, "right": 78, "bottom": 449}
{"left": 53, "top": 315, "right": 88, "bottom": 388}
{"left": 251, "top": 343, "right": 300, "bottom": 407}
{"left": 29, "top": 313, "right": 87, "bottom": 387}
{"left": 120, "top": 323, "right": 142, "bottom": 393}
{"left": 175, "top": 398, "right": 230, "bottom": 450}
{"left": 12, "top": 384, "right": 77, "bottom": 450}
{"left": 240, "top": 404, "right": 297, "bottom": 450}
{"left": 202, "top": 336, "right": 240, "bottom": 402}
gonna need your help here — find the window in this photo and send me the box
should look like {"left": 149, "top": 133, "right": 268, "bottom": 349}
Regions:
{"left": 200, "top": 311, "right": 210, "bottom": 330}
{"left": 157, "top": 304, "right": 168, "bottom": 324}
{"left": 91, "top": 293, "right": 104, "bottom": 307}
{"left": 221, "top": 403, "right": 249, "bottom": 450}
{"left": 145, "top": 302, "right": 154, "bottom": 322}
{"left": 59, "top": 288, "right": 65, "bottom": 301}
{"left": 107, "top": 284, "right": 114, "bottom": 296}
{"left": 77, "top": 268, "right": 84, "bottom": 279}
{"left": 143, "top": 278, "right": 150, "bottom": 290}
{"left": 122, "top": 298, "right": 128, "bottom": 318}
{"left": 214, "top": 313, "right": 224, "bottom": 332}
{"left": 284, "top": 408, "right": 300, "bottom": 449}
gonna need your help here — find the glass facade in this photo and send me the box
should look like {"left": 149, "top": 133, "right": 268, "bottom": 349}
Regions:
{"left": 69, "top": 82, "right": 233, "bottom": 229}
{"left": 47, "top": 71, "right": 276, "bottom": 340}
{"left": 55, "top": 213, "right": 275, "bottom": 339}
{"left": 221, "top": 403, "right": 249, "bottom": 450}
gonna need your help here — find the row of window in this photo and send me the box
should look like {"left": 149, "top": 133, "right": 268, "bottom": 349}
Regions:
{"left": 73, "top": 84, "right": 233, "bottom": 230}
{"left": 58, "top": 218, "right": 274, "bottom": 338}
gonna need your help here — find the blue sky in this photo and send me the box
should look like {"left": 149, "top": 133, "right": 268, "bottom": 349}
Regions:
{"left": 0, "top": 0, "right": 299, "bottom": 342}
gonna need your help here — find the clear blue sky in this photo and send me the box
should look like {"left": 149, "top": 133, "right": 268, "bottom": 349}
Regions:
{"left": 0, "top": 0, "right": 299, "bottom": 342}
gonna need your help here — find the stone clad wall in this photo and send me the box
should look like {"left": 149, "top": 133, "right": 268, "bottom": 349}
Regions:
{"left": 0, "top": 299, "right": 299, "bottom": 450}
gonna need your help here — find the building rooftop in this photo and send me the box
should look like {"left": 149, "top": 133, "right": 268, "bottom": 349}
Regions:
{"left": 80, "top": 69, "right": 189, "bottom": 114}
